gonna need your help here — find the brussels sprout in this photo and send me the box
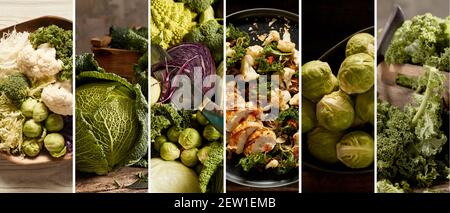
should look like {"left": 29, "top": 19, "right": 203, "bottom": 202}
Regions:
{"left": 337, "top": 53, "right": 374, "bottom": 94}
{"left": 203, "top": 125, "right": 221, "bottom": 141}
{"left": 178, "top": 128, "right": 202, "bottom": 149}
{"left": 32, "top": 102, "right": 49, "bottom": 122}
{"left": 20, "top": 98, "right": 38, "bottom": 118}
{"left": 302, "top": 97, "right": 316, "bottom": 133}
{"left": 23, "top": 119, "right": 42, "bottom": 138}
{"left": 345, "top": 33, "right": 374, "bottom": 57}
{"left": 44, "top": 133, "right": 67, "bottom": 158}
{"left": 302, "top": 60, "right": 338, "bottom": 102}
{"left": 355, "top": 87, "right": 374, "bottom": 125}
{"left": 316, "top": 91, "right": 354, "bottom": 131}
{"left": 22, "top": 139, "right": 41, "bottom": 157}
{"left": 160, "top": 142, "right": 180, "bottom": 161}
{"left": 45, "top": 114, "right": 64, "bottom": 132}
{"left": 307, "top": 127, "right": 344, "bottom": 164}
{"left": 196, "top": 111, "right": 209, "bottom": 126}
{"left": 154, "top": 135, "right": 168, "bottom": 152}
{"left": 180, "top": 148, "right": 199, "bottom": 167}
{"left": 336, "top": 131, "right": 374, "bottom": 169}
{"left": 197, "top": 146, "right": 211, "bottom": 164}
{"left": 167, "top": 126, "right": 181, "bottom": 142}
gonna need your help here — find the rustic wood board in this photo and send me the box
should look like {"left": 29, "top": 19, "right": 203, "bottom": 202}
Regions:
{"left": 76, "top": 167, "right": 148, "bottom": 193}
{"left": 0, "top": 158, "right": 72, "bottom": 193}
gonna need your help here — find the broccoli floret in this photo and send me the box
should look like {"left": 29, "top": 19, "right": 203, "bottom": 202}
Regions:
{"left": 0, "top": 73, "right": 30, "bottom": 106}
{"left": 198, "top": 141, "right": 223, "bottom": 193}
{"left": 184, "top": 9, "right": 223, "bottom": 63}
{"left": 179, "top": 0, "right": 215, "bottom": 13}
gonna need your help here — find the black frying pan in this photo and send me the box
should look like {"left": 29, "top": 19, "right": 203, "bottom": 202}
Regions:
{"left": 226, "top": 8, "right": 299, "bottom": 188}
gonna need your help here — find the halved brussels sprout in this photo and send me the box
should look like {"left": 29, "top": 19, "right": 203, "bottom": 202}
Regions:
{"left": 302, "top": 60, "right": 338, "bottom": 102}
{"left": 307, "top": 127, "right": 344, "bottom": 164}
{"left": 316, "top": 90, "right": 354, "bottom": 131}
{"left": 336, "top": 131, "right": 374, "bottom": 169}
{"left": 337, "top": 53, "right": 374, "bottom": 94}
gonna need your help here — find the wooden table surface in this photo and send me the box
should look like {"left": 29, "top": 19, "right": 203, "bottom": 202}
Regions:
{"left": 0, "top": 0, "right": 73, "bottom": 193}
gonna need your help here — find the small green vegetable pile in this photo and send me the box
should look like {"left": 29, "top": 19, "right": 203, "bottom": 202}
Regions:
{"left": 151, "top": 103, "right": 223, "bottom": 193}
{"left": 378, "top": 13, "right": 449, "bottom": 193}
{"left": 385, "top": 13, "right": 450, "bottom": 71}
{"left": 302, "top": 33, "right": 375, "bottom": 169}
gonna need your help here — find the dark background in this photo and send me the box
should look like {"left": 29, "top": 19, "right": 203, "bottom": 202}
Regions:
{"left": 226, "top": 0, "right": 299, "bottom": 192}
{"left": 227, "top": 0, "right": 299, "bottom": 14}
{"left": 302, "top": 0, "right": 375, "bottom": 193}
{"left": 302, "top": 0, "right": 374, "bottom": 62}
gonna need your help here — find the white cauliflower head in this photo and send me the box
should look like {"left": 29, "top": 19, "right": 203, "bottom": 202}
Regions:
{"left": 41, "top": 81, "right": 73, "bottom": 115}
{"left": 17, "top": 43, "right": 63, "bottom": 81}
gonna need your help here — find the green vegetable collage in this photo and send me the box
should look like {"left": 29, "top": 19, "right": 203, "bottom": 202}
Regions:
{"left": 1, "top": 0, "right": 449, "bottom": 195}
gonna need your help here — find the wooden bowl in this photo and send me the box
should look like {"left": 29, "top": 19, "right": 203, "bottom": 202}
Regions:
{"left": 91, "top": 36, "right": 141, "bottom": 82}
{"left": 0, "top": 16, "right": 73, "bottom": 165}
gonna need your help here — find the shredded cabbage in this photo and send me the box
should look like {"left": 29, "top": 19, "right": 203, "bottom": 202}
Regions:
{"left": 0, "top": 30, "right": 30, "bottom": 71}
{"left": 0, "top": 94, "right": 25, "bottom": 154}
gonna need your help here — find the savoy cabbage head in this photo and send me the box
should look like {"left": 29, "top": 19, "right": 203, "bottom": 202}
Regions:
{"left": 75, "top": 69, "right": 148, "bottom": 175}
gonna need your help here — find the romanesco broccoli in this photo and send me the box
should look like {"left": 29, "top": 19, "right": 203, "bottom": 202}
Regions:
{"left": 151, "top": 0, "right": 197, "bottom": 49}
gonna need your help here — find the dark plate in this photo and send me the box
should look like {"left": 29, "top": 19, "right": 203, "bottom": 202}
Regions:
{"left": 226, "top": 8, "right": 299, "bottom": 188}
{"left": 302, "top": 27, "right": 375, "bottom": 175}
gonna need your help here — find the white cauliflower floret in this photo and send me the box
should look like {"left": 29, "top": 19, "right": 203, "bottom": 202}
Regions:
{"left": 282, "top": 28, "right": 291, "bottom": 42}
{"left": 292, "top": 49, "right": 299, "bottom": 65}
{"left": 277, "top": 40, "right": 296, "bottom": 53}
{"left": 265, "top": 159, "right": 279, "bottom": 169}
{"left": 226, "top": 42, "right": 235, "bottom": 57}
{"left": 240, "top": 55, "right": 259, "bottom": 82}
{"left": 282, "top": 67, "right": 296, "bottom": 88}
{"left": 289, "top": 93, "right": 299, "bottom": 106}
{"left": 246, "top": 45, "right": 264, "bottom": 58}
{"left": 41, "top": 81, "right": 73, "bottom": 115}
{"left": 269, "top": 88, "right": 291, "bottom": 110}
{"left": 262, "top": 30, "right": 280, "bottom": 46}
{"left": 17, "top": 43, "right": 63, "bottom": 81}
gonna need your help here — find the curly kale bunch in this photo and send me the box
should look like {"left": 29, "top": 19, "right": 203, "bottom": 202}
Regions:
{"left": 385, "top": 13, "right": 450, "bottom": 71}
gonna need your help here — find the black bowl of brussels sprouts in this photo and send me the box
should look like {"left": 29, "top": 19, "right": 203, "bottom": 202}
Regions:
{"left": 302, "top": 27, "right": 375, "bottom": 175}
